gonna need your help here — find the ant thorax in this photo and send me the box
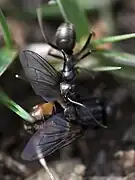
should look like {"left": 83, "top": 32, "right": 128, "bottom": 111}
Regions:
{"left": 60, "top": 82, "right": 71, "bottom": 97}
{"left": 60, "top": 82, "right": 75, "bottom": 100}
{"left": 62, "top": 54, "right": 76, "bottom": 81}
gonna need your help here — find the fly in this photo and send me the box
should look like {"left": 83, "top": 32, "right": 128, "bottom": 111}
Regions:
{"left": 19, "top": 48, "right": 108, "bottom": 160}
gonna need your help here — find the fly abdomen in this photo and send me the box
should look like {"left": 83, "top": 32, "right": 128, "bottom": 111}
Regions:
{"left": 75, "top": 97, "right": 106, "bottom": 127}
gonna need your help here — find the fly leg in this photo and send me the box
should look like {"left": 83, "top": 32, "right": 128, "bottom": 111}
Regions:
{"left": 23, "top": 120, "right": 44, "bottom": 134}
{"left": 64, "top": 106, "right": 77, "bottom": 122}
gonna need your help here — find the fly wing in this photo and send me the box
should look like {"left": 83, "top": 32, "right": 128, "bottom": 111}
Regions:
{"left": 21, "top": 113, "right": 84, "bottom": 161}
{"left": 19, "top": 50, "right": 61, "bottom": 102}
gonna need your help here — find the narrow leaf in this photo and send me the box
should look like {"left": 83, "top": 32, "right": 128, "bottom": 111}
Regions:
{"left": 0, "top": 90, "right": 34, "bottom": 123}
{"left": 0, "top": 9, "right": 13, "bottom": 48}
{"left": 92, "top": 33, "right": 135, "bottom": 45}
{"left": 95, "top": 50, "right": 135, "bottom": 80}
{"left": 0, "top": 48, "right": 18, "bottom": 76}
{"left": 91, "top": 66, "right": 121, "bottom": 72}
{"left": 96, "top": 50, "right": 135, "bottom": 67}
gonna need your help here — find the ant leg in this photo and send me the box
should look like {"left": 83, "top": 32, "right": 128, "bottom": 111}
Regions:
{"left": 45, "top": 36, "right": 60, "bottom": 51}
{"left": 79, "top": 51, "right": 91, "bottom": 60}
{"left": 74, "top": 32, "right": 95, "bottom": 57}
{"left": 48, "top": 42, "right": 60, "bottom": 51}
{"left": 48, "top": 52, "right": 63, "bottom": 60}
{"left": 78, "top": 48, "right": 97, "bottom": 61}
{"left": 76, "top": 67, "right": 95, "bottom": 79}
{"left": 49, "top": 49, "right": 67, "bottom": 61}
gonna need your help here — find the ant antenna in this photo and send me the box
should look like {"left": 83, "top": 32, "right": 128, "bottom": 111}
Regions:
{"left": 36, "top": 8, "right": 60, "bottom": 51}
{"left": 56, "top": 0, "right": 69, "bottom": 22}
{"left": 15, "top": 74, "right": 28, "bottom": 83}
{"left": 67, "top": 97, "right": 107, "bottom": 128}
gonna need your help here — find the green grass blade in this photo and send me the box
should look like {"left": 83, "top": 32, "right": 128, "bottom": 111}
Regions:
{"left": 0, "top": 9, "right": 13, "bottom": 49}
{"left": 96, "top": 50, "right": 135, "bottom": 67}
{"left": 94, "top": 50, "right": 135, "bottom": 80}
{"left": 91, "top": 66, "right": 121, "bottom": 72}
{"left": 0, "top": 90, "right": 34, "bottom": 122}
{"left": 92, "top": 33, "right": 135, "bottom": 45}
{"left": 0, "top": 48, "right": 18, "bottom": 76}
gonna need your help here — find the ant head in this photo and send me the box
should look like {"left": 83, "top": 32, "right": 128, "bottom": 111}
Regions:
{"left": 55, "top": 22, "right": 76, "bottom": 54}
